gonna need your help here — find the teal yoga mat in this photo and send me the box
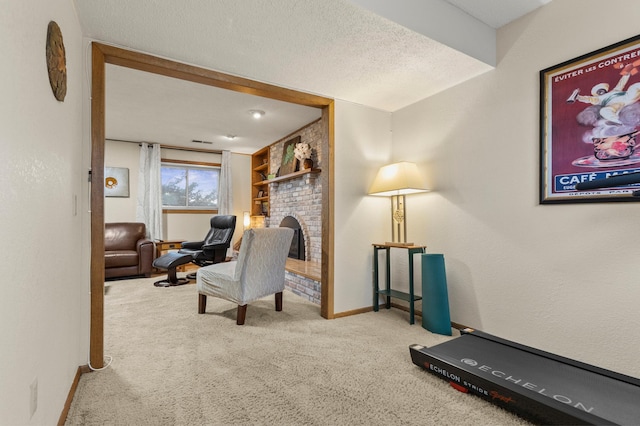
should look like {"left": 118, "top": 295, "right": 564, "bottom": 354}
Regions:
{"left": 421, "top": 254, "right": 452, "bottom": 335}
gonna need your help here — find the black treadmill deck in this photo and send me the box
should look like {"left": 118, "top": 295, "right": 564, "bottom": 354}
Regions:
{"left": 410, "top": 329, "right": 640, "bottom": 425}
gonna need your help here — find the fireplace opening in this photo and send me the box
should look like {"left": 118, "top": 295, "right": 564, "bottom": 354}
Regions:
{"left": 280, "top": 216, "right": 305, "bottom": 260}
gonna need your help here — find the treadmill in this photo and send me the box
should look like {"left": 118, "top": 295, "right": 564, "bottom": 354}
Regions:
{"left": 409, "top": 173, "right": 640, "bottom": 424}
{"left": 410, "top": 329, "right": 640, "bottom": 425}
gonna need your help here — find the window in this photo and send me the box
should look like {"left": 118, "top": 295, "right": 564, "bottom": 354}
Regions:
{"left": 161, "top": 162, "right": 220, "bottom": 211}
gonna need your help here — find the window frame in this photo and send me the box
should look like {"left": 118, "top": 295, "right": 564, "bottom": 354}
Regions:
{"left": 161, "top": 159, "right": 221, "bottom": 214}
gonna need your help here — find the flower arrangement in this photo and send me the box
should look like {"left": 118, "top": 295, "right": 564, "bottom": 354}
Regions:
{"left": 294, "top": 142, "right": 312, "bottom": 161}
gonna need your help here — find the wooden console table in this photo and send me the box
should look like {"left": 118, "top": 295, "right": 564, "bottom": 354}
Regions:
{"left": 372, "top": 243, "right": 427, "bottom": 325}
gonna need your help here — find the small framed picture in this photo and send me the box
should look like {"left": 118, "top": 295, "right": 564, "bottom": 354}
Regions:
{"left": 257, "top": 190, "right": 265, "bottom": 198}
{"left": 104, "top": 167, "right": 129, "bottom": 197}
{"left": 279, "top": 136, "right": 300, "bottom": 176}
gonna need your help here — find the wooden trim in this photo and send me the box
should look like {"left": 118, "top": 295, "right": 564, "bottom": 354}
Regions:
{"left": 90, "top": 42, "right": 335, "bottom": 365}
{"left": 389, "top": 303, "right": 469, "bottom": 331}
{"left": 161, "top": 158, "right": 221, "bottom": 167}
{"left": 337, "top": 302, "right": 469, "bottom": 330}
{"left": 451, "top": 321, "right": 470, "bottom": 330}
{"left": 90, "top": 44, "right": 106, "bottom": 369}
{"left": 285, "top": 258, "right": 321, "bottom": 281}
{"left": 390, "top": 302, "right": 422, "bottom": 317}
{"left": 57, "top": 365, "right": 90, "bottom": 426}
{"left": 321, "top": 102, "right": 335, "bottom": 319}
{"left": 163, "top": 209, "right": 218, "bottom": 214}
{"left": 94, "top": 43, "right": 332, "bottom": 107}
{"left": 260, "top": 168, "right": 320, "bottom": 184}
{"left": 333, "top": 306, "right": 373, "bottom": 318}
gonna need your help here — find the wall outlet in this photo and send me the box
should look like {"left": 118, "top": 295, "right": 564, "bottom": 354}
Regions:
{"left": 30, "top": 378, "right": 37, "bottom": 418}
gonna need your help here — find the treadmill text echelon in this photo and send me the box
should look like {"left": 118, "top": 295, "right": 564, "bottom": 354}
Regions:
{"left": 459, "top": 358, "right": 595, "bottom": 413}
{"left": 426, "top": 361, "right": 506, "bottom": 401}
{"left": 411, "top": 331, "right": 640, "bottom": 425}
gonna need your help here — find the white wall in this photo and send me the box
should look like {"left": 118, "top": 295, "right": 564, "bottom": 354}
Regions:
{"left": 104, "top": 140, "right": 139, "bottom": 222}
{"left": 0, "top": 1, "right": 86, "bottom": 424}
{"left": 4, "top": 3, "right": 638, "bottom": 423}
{"left": 391, "top": 0, "right": 640, "bottom": 377}
{"left": 333, "top": 100, "right": 392, "bottom": 313}
{"left": 105, "top": 139, "right": 251, "bottom": 244}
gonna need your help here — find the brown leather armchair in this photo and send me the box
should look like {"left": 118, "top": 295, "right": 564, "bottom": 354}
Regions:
{"left": 104, "top": 222, "right": 155, "bottom": 279}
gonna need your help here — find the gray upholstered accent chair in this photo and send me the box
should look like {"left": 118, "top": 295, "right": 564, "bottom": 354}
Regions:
{"left": 196, "top": 227, "right": 294, "bottom": 325}
{"left": 179, "top": 214, "right": 236, "bottom": 279}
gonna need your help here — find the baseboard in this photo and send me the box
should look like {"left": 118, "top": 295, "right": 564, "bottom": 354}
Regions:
{"left": 332, "top": 303, "right": 470, "bottom": 331}
{"left": 388, "top": 302, "right": 470, "bottom": 331}
{"left": 333, "top": 306, "right": 373, "bottom": 318}
{"left": 450, "top": 321, "right": 469, "bottom": 330}
{"left": 57, "top": 365, "right": 90, "bottom": 426}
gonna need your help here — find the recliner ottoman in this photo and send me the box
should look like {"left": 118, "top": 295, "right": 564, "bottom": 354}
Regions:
{"left": 152, "top": 252, "right": 193, "bottom": 287}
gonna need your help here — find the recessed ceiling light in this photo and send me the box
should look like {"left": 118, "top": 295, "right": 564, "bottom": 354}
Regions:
{"left": 225, "top": 134, "right": 236, "bottom": 140}
{"left": 249, "top": 109, "right": 265, "bottom": 119}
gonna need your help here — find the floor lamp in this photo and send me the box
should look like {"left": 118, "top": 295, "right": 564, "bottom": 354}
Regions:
{"left": 368, "top": 161, "right": 429, "bottom": 246}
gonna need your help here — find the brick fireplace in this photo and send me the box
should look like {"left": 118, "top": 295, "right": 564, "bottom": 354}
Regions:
{"left": 268, "top": 119, "right": 323, "bottom": 303}
{"left": 280, "top": 215, "right": 306, "bottom": 260}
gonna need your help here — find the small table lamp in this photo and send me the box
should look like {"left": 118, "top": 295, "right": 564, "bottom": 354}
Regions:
{"left": 243, "top": 211, "right": 251, "bottom": 230}
{"left": 368, "top": 161, "right": 429, "bottom": 246}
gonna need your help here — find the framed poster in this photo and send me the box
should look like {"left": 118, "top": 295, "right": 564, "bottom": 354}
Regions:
{"left": 540, "top": 34, "right": 640, "bottom": 203}
{"left": 104, "top": 167, "right": 130, "bottom": 197}
{"left": 278, "top": 136, "right": 300, "bottom": 176}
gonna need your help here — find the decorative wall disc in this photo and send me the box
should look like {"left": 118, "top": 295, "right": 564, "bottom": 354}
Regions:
{"left": 46, "top": 21, "right": 67, "bottom": 101}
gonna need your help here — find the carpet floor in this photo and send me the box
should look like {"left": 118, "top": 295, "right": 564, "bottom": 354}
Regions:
{"left": 65, "top": 275, "right": 531, "bottom": 425}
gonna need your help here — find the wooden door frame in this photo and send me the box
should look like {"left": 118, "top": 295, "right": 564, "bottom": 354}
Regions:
{"left": 90, "top": 42, "right": 335, "bottom": 368}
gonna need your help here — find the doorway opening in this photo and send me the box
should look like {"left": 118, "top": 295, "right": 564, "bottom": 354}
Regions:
{"left": 89, "top": 42, "right": 335, "bottom": 368}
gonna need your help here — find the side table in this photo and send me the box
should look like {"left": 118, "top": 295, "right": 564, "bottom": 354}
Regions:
{"left": 372, "top": 243, "right": 427, "bottom": 325}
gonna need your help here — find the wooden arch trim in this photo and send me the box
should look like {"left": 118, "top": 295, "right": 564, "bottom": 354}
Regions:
{"left": 90, "top": 42, "right": 335, "bottom": 368}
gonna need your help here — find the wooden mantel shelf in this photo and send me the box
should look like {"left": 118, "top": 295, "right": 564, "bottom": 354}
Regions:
{"left": 253, "top": 168, "right": 321, "bottom": 186}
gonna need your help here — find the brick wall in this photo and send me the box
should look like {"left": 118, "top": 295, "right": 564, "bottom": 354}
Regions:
{"left": 268, "top": 120, "right": 322, "bottom": 264}
{"left": 285, "top": 271, "right": 321, "bottom": 305}
{"left": 268, "top": 119, "right": 322, "bottom": 303}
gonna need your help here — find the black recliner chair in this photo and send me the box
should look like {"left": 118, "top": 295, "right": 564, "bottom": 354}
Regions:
{"left": 179, "top": 215, "right": 236, "bottom": 279}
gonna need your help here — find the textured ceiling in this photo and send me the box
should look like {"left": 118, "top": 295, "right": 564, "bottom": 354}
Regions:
{"left": 105, "top": 65, "right": 323, "bottom": 153}
{"left": 74, "top": 0, "right": 551, "bottom": 153}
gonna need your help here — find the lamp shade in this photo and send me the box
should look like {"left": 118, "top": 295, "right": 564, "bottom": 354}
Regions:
{"left": 368, "top": 161, "right": 429, "bottom": 196}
